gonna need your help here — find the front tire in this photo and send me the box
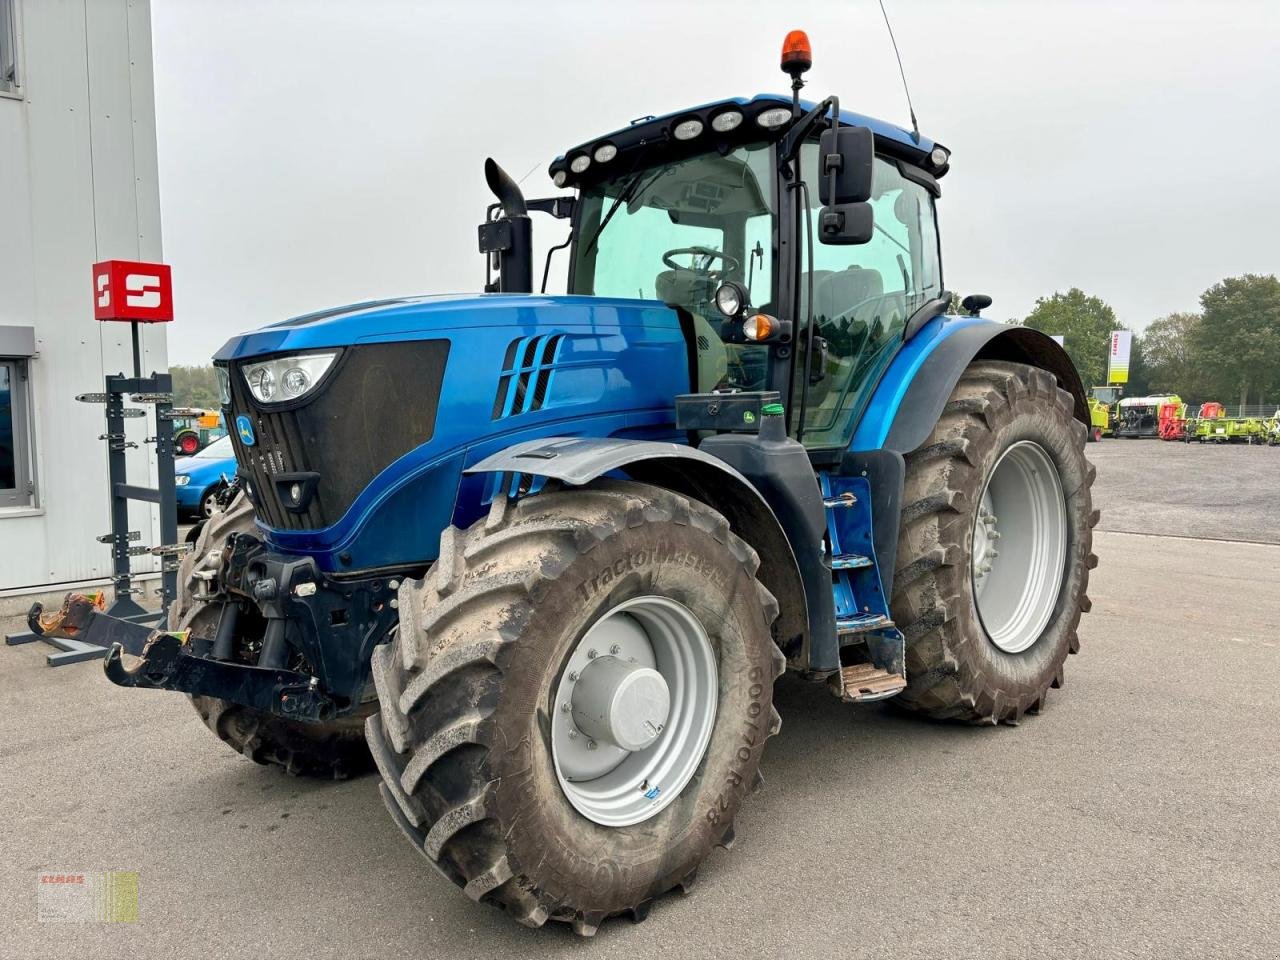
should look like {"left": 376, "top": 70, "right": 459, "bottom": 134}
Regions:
{"left": 366, "top": 480, "right": 782, "bottom": 934}
{"left": 891, "top": 361, "right": 1097, "bottom": 723}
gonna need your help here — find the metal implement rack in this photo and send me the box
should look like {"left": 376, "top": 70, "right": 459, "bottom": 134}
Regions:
{"left": 5, "top": 372, "right": 186, "bottom": 665}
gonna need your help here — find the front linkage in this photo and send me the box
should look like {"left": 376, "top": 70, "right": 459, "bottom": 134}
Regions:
{"left": 27, "top": 524, "right": 399, "bottom": 724}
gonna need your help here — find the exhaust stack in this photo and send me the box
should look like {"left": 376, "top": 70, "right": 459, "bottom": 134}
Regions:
{"left": 479, "top": 158, "right": 533, "bottom": 293}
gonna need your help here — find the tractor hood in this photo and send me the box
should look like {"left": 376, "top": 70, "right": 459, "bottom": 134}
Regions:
{"left": 212, "top": 293, "right": 677, "bottom": 362}
{"left": 213, "top": 293, "right": 692, "bottom": 573}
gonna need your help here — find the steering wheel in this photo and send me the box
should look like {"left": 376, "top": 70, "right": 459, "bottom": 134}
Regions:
{"left": 661, "top": 246, "right": 740, "bottom": 278}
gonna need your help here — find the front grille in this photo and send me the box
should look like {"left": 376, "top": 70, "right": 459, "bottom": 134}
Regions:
{"left": 227, "top": 340, "right": 450, "bottom": 530}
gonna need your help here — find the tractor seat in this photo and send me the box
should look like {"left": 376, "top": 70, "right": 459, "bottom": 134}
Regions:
{"left": 813, "top": 267, "right": 883, "bottom": 325}
{"left": 655, "top": 269, "right": 715, "bottom": 313}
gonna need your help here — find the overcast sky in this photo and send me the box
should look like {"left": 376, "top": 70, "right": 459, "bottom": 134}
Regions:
{"left": 153, "top": 0, "right": 1280, "bottom": 364}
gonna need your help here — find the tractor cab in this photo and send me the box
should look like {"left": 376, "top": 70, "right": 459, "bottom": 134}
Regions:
{"left": 483, "top": 36, "right": 950, "bottom": 454}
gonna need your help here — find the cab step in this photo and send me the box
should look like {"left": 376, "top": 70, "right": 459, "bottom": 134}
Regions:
{"left": 830, "top": 553, "right": 873, "bottom": 571}
{"left": 839, "top": 663, "right": 908, "bottom": 702}
{"left": 835, "top": 612, "right": 893, "bottom": 635}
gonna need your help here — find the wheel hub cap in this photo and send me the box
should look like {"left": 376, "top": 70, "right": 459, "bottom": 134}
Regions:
{"left": 571, "top": 656, "right": 671, "bottom": 752}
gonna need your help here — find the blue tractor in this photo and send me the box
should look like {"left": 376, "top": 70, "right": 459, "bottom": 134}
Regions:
{"left": 81, "top": 34, "right": 1096, "bottom": 933}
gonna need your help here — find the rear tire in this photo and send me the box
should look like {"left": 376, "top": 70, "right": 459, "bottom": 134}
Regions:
{"left": 366, "top": 480, "right": 782, "bottom": 934}
{"left": 890, "top": 361, "right": 1097, "bottom": 723}
{"left": 170, "top": 492, "right": 372, "bottom": 778}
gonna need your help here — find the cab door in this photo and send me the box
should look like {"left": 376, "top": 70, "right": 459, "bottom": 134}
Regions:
{"left": 793, "top": 144, "right": 943, "bottom": 450}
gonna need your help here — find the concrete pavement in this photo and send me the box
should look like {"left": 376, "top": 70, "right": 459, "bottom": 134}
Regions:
{"left": 2, "top": 441, "right": 1278, "bottom": 959}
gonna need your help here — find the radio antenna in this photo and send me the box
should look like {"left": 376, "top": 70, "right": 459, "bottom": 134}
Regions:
{"left": 877, "top": 0, "right": 920, "bottom": 142}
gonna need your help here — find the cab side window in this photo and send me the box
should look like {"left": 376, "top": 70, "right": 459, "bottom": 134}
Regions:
{"left": 797, "top": 143, "right": 941, "bottom": 448}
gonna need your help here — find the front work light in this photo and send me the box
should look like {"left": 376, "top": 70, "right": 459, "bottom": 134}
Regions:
{"left": 241, "top": 352, "right": 338, "bottom": 405}
{"left": 756, "top": 107, "right": 792, "bottom": 129}
{"left": 593, "top": 143, "right": 617, "bottom": 163}
{"left": 711, "top": 110, "right": 744, "bottom": 133}
{"left": 673, "top": 118, "right": 704, "bottom": 141}
{"left": 570, "top": 155, "right": 591, "bottom": 174}
{"left": 714, "top": 281, "right": 748, "bottom": 318}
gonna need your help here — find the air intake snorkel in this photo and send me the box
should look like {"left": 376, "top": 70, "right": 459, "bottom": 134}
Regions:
{"left": 478, "top": 158, "right": 533, "bottom": 293}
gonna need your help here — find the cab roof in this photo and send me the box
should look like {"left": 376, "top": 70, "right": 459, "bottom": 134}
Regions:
{"left": 548, "top": 93, "right": 947, "bottom": 191}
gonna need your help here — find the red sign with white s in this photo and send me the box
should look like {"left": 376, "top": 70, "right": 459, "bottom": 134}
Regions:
{"left": 92, "top": 260, "right": 174, "bottom": 323}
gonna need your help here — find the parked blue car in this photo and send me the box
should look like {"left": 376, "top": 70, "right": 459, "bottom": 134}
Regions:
{"left": 174, "top": 434, "right": 236, "bottom": 518}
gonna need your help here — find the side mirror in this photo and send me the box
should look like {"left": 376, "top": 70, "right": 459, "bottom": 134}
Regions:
{"left": 819, "top": 202, "right": 874, "bottom": 245}
{"left": 818, "top": 125, "right": 873, "bottom": 205}
{"left": 818, "top": 125, "right": 874, "bottom": 245}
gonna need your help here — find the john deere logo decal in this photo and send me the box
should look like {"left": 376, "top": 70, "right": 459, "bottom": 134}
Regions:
{"left": 236, "top": 415, "right": 255, "bottom": 446}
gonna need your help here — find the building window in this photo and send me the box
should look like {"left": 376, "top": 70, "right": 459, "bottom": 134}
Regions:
{"left": 0, "top": 0, "right": 18, "bottom": 97}
{"left": 0, "top": 358, "right": 35, "bottom": 508}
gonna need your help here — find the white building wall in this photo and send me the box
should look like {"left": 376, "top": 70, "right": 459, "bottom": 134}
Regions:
{"left": 0, "top": 0, "right": 166, "bottom": 594}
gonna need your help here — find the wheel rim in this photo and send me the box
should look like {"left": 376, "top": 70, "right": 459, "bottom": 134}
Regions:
{"left": 551, "top": 596, "right": 717, "bottom": 828}
{"left": 202, "top": 492, "right": 218, "bottom": 517}
{"left": 971, "top": 440, "right": 1068, "bottom": 654}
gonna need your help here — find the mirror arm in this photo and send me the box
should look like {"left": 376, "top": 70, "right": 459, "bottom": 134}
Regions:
{"left": 780, "top": 95, "right": 837, "bottom": 162}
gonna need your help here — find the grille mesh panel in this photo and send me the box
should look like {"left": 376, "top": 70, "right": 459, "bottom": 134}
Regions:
{"left": 226, "top": 340, "right": 449, "bottom": 530}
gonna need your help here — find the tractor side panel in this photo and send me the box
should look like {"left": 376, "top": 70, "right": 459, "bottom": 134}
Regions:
{"left": 216, "top": 295, "right": 692, "bottom": 573}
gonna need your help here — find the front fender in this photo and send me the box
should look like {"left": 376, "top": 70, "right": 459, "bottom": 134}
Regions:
{"left": 466, "top": 437, "right": 810, "bottom": 661}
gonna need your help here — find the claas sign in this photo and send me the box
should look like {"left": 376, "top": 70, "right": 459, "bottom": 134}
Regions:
{"left": 92, "top": 260, "right": 174, "bottom": 323}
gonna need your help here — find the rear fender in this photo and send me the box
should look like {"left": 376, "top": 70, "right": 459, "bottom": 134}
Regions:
{"left": 850, "top": 316, "right": 1089, "bottom": 595}
{"left": 465, "top": 438, "right": 808, "bottom": 659}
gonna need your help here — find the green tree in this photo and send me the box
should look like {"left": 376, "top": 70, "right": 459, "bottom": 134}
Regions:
{"left": 170, "top": 364, "right": 220, "bottom": 409}
{"left": 1141, "top": 311, "right": 1210, "bottom": 398}
{"left": 1193, "top": 275, "right": 1280, "bottom": 408}
{"left": 1017, "top": 288, "right": 1119, "bottom": 389}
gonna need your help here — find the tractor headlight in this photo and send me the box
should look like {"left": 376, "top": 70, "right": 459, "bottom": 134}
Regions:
{"left": 714, "top": 281, "right": 748, "bottom": 318}
{"left": 930, "top": 146, "right": 950, "bottom": 167}
{"left": 241, "top": 352, "right": 338, "bottom": 405}
{"left": 593, "top": 143, "right": 617, "bottom": 163}
{"left": 215, "top": 366, "right": 232, "bottom": 405}
{"left": 174, "top": 475, "right": 191, "bottom": 486}
{"left": 570, "top": 154, "right": 591, "bottom": 174}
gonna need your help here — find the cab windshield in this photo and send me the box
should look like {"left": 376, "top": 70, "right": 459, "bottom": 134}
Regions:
{"left": 569, "top": 142, "right": 774, "bottom": 392}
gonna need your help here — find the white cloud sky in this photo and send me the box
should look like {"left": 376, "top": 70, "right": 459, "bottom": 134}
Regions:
{"left": 153, "top": 0, "right": 1280, "bottom": 364}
